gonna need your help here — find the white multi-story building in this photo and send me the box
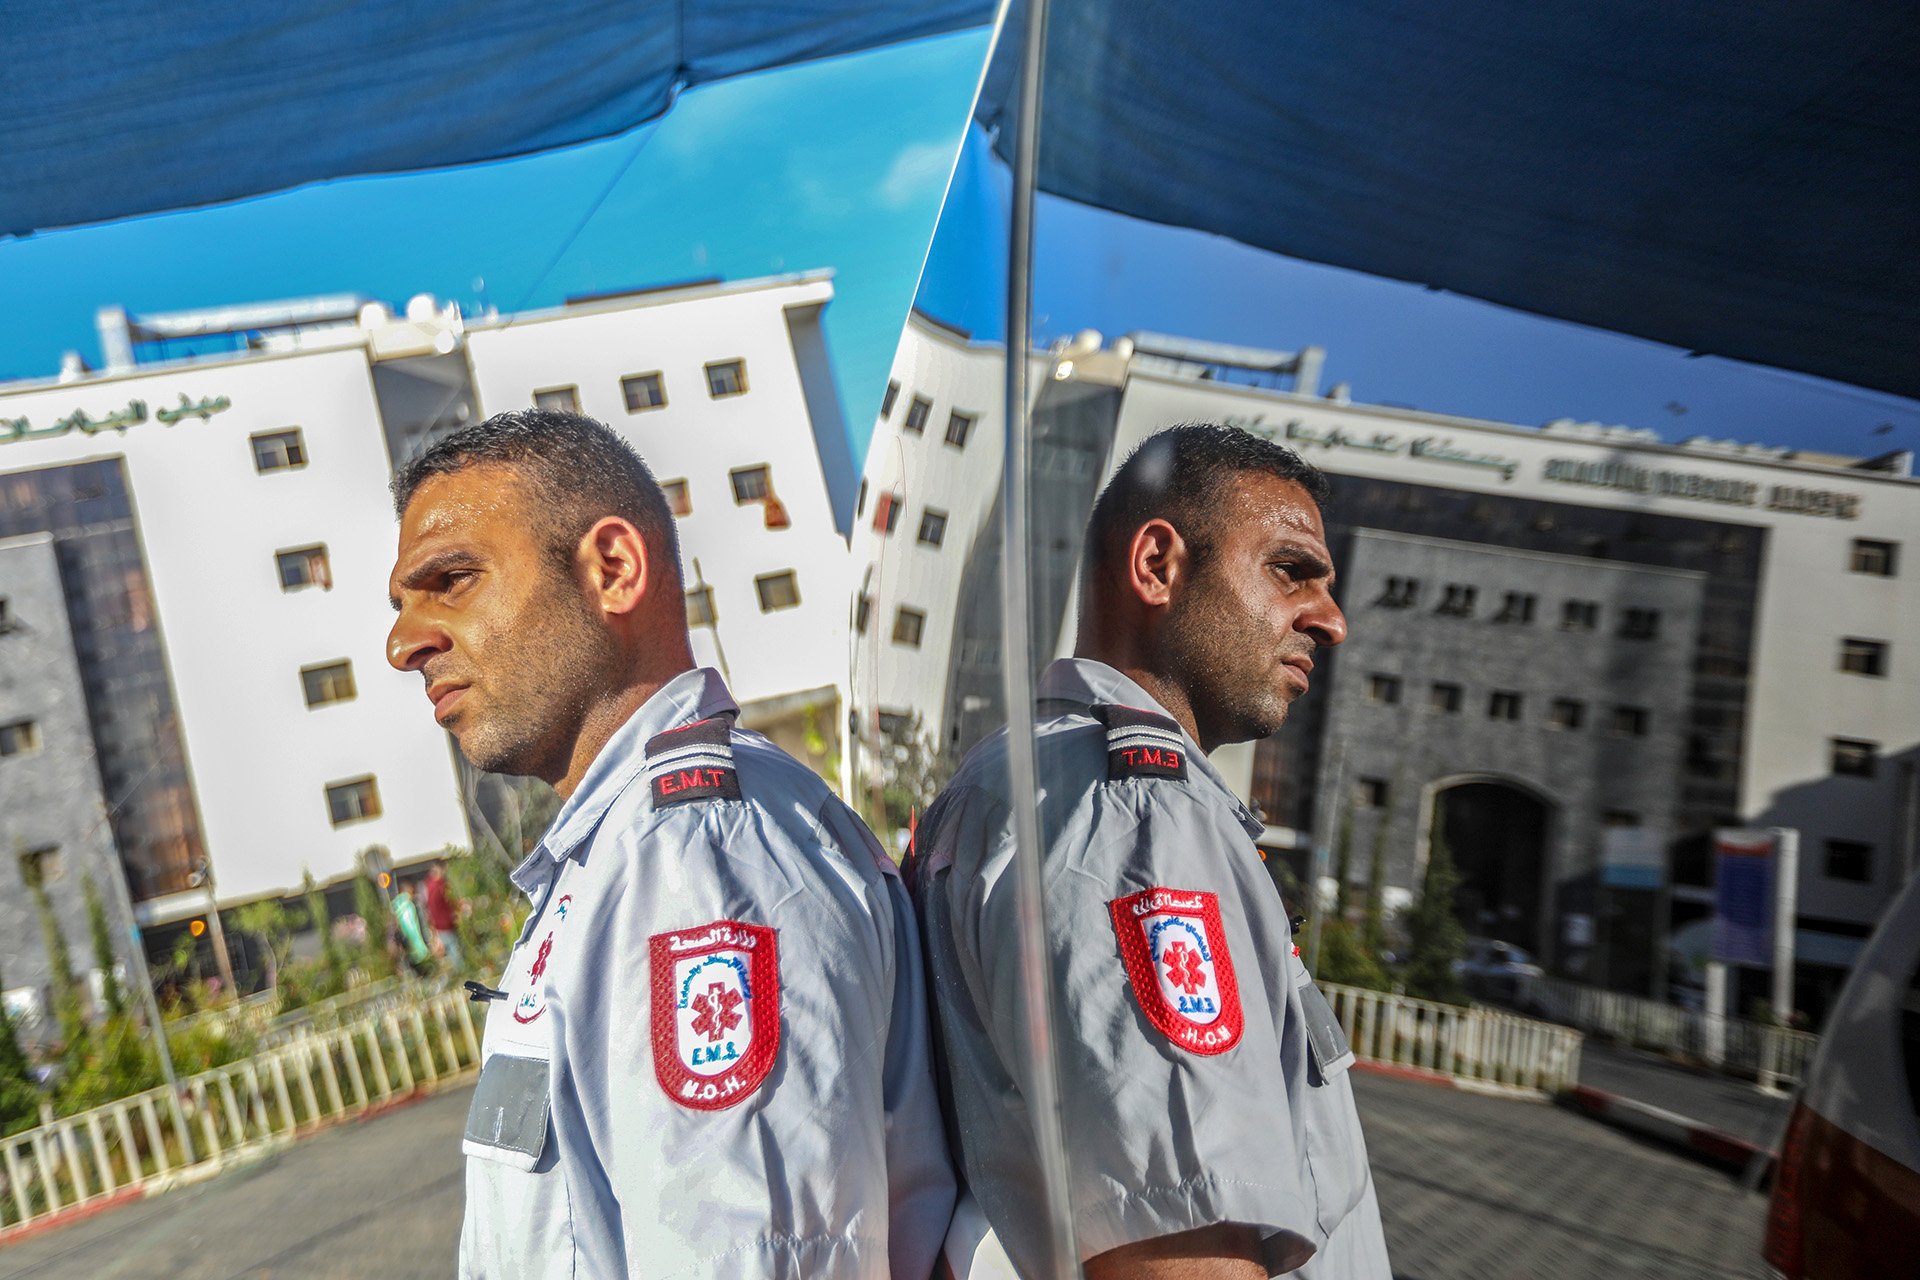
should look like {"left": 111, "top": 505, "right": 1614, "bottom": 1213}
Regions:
{"left": 0, "top": 274, "right": 856, "bottom": 973}
{"left": 851, "top": 314, "right": 1919, "bottom": 1016}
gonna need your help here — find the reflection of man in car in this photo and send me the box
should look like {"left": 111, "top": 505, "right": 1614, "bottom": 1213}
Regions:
{"left": 385, "top": 410, "right": 953, "bottom": 1279}
{"left": 907, "top": 424, "right": 1392, "bottom": 1278}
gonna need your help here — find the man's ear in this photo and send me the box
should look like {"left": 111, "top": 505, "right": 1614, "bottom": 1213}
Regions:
{"left": 580, "top": 516, "right": 650, "bottom": 616}
{"left": 1125, "top": 518, "right": 1187, "bottom": 609}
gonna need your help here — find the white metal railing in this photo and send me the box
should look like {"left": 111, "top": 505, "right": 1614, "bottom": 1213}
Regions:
{"left": 1526, "top": 976, "right": 1818, "bottom": 1088}
{"left": 0, "top": 987, "right": 483, "bottom": 1235}
{"left": 1321, "top": 981, "right": 1584, "bottom": 1094}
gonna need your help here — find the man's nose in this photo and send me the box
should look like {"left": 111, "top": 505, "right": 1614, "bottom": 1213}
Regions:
{"left": 1301, "top": 590, "right": 1348, "bottom": 648}
{"left": 387, "top": 608, "right": 448, "bottom": 672}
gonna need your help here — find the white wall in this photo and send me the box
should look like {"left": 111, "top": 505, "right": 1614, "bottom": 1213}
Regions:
{"left": 0, "top": 347, "right": 472, "bottom": 906}
{"left": 463, "top": 276, "right": 850, "bottom": 719}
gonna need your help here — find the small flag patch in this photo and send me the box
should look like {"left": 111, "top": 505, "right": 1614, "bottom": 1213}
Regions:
{"left": 645, "top": 717, "right": 742, "bottom": 806}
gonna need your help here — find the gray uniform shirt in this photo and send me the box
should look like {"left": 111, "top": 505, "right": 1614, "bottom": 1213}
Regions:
{"left": 907, "top": 659, "right": 1391, "bottom": 1278}
{"left": 460, "top": 668, "right": 955, "bottom": 1279}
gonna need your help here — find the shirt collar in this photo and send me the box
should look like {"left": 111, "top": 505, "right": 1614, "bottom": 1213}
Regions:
{"left": 1037, "top": 657, "right": 1264, "bottom": 838}
{"left": 531, "top": 666, "right": 738, "bottom": 867}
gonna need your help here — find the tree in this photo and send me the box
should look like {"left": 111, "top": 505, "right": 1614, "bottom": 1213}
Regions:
{"left": 0, "top": 966, "right": 43, "bottom": 1135}
{"left": 1362, "top": 798, "right": 1391, "bottom": 958}
{"left": 21, "top": 853, "right": 85, "bottom": 1050}
{"left": 83, "top": 874, "right": 125, "bottom": 1019}
{"left": 1331, "top": 798, "right": 1355, "bottom": 919}
{"left": 232, "top": 900, "right": 293, "bottom": 991}
{"left": 1404, "top": 816, "right": 1469, "bottom": 1005}
{"left": 302, "top": 870, "right": 347, "bottom": 990}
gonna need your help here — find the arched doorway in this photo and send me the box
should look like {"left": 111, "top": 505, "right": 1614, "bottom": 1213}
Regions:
{"left": 1431, "top": 780, "right": 1552, "bottom": 955}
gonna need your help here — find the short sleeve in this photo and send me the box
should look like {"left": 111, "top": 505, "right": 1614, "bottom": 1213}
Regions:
{"left": 969, "top": 787, "right": 1318, "bottom": 1272}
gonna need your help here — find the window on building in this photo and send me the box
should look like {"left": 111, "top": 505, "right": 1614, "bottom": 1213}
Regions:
{"left": 1620, "top": 607, "right": 1661, "bottom": 640}
{"left": 1376, "top": 576, "right": 1420, "bottom": 609}
{"left": 1611, "top": 705, "right": 1650, "bottom": 737}
{"left": 1494, "top": 592, "right": 1537, "bottom": 624}
{"left": 854, "top": 594, "right": 872, "bottom": 635}
{"left": 300, "top": 660, "right": 356, "bottom": 708}
{"left": 1839, "top": 637, "right": 1889, "bottom": 676}
{"left": 1831, "top": 738, "right": 1878, "bottom": 778}
{"left": 1488, "top": 690, "right": 1523, "bottom": 721}
{"left": 945, "top": 411, "right": 976, "bottom": 449}
{"left": 874, "top": 491, "right": 903, "bottom": 534}
{"left": 325, "top": 776, "right": 381, "bottom": 826}
{"left": 251, "top": 429, "right": 307, "bottom": 473}
{"left": 893, "top": 607, "right": 926, "bottom": 647}
{"left": 532, "top": 386, "right": 579, "bottom": 413}
{"left": 1849, "top": 538, "right": 1897, "bottom": 577}
{"left": 0, "top": 597, "right": 13, "bottom": 632}
{"left": 1601, "top": 809, "right": 1642, "bottom": 827}
{"left": 880, "top": 381, "right": 900, "bottom": 419}
{"left": 1436, "top": 584, "right": 1477, "bottom": 617}
{"left": 856, "top": 479, "right": 869, "bottom": 518}
{"left": 904, "top": 395, "right": 932, "bottom": 434}
{"left": 754, "top": 572, "right": 800, "bottom": 612}
{"left": 685, "top": 585, "right": 716, "bottom": 627}
{"left": 660, "top": 478, "right": 692, "bottom": 516}
{"left": 730, "top": 465, "right": 771, "bottom": 503}
{"left": 1356, "top": 777, "right": 1389, "bottom": 808}
{"left": 1824, "top": 839, "right": 1873, "bottom": 883}
{"left": 621, "top": 372, "right": 667, "bottom": 412}
{"left": 1561, "top": 599, "right": 1599, "bottom": 631}
{"left": 917, "top": 509, "right": 948, "bottom": 547}
{"left": 17, "top": 846, "right": 61, "bottom": 887}
{"left": 0, "top": 718, "right": 42, "bottom": 757}
{"left": 276, "top": 544, "right": 331, "bottom": 591}
{"left": 1429, "top": 682, "right": 1462, "bottom": 713}
{"left": 1548, "top": 698, "right": 1586, "bottom": 731}
{"left": 1368, "top": 674, "right": 1402, "bottom": 704}
{"left": 704, "top": 360, "right": 748, "bottom": 398}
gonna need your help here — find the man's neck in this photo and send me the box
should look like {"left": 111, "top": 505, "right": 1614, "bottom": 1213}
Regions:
{"left": 1074, "top": 648, "right": 1213, "bottom": 753}
{"left": 550, "top": 665, "right": 690, "bottom": 799}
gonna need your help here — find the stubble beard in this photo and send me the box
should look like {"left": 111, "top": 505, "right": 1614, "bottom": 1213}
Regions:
{"left": 455, "top": 571, "right": 617, "bottom": 781}
{"left": 1158, "top": 570, "right": 1294, "bottom": 748}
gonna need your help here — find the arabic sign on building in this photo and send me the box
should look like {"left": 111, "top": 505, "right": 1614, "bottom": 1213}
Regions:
{"left": 1543, "top": 457, "right": 1861, "bottom": 519}
{"left": 1221, "top": 414, "right": 1522, "bottom": 481}
{"left": 1, "top": 393, "right": 232, "bottom": 446}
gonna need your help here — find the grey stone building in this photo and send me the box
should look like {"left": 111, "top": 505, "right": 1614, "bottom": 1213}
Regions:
{"left": 0, "top": 534, "right": 128, "bottom": 1041}
{"left": 1319, "top": 529, "right": 1705, "bottom": 989}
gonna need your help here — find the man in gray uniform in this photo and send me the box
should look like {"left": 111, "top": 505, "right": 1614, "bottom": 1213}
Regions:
{"left": 386, "top": 409, "right": 954, "bottom": 1278}
{"left": 908, "top": 424, "right": 1392, "bottom": 1278}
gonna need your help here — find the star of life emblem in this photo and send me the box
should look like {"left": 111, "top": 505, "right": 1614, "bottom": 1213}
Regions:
{"left": 1109, "top": 887, "right": 1244, "bottom": 1055}
{"left": 511, "top": 894, "right": 571, "bottom": 1025}
{"left": 650, "top": 920, "right": 780, "bottom": 1110}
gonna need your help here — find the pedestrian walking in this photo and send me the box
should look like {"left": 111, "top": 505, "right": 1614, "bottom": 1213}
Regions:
{"left": 386, "top": 409, "right": 953, "bottom": 1279}
{"left": 908, "top": 424, "right": 1392, "bottom": 1278}
{"left": 424, "top": 862, "right": 463, "bottom": 971}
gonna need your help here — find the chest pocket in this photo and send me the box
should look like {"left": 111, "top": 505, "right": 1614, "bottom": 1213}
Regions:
{"left": 460, "top": 1051, "right": 578, "bottom": 1279}
{"left": 1291, "top": 968, "right": 1370, "bottom": 1240}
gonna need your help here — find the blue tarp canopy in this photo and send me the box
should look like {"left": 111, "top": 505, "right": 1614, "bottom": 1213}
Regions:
{"left": 5, "top": 1, "right": 1916, "bottom": 399}
{"left": 0, "top": 0, "right": 991, "bottom": 233}
{"left": 978, "top": 1, "right": 1920, "bottom": 399}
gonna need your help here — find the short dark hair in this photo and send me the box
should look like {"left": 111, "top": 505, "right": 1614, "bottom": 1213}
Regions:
{"left": 1084, "top": 423, "right": 1330, "bottom": 577}
{"left": 391, "top": 409, "right": 680, "bottom": 579}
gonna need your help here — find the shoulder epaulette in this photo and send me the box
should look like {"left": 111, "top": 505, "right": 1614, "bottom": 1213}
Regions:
{"left": 1093, "top": 704, "right": 1189, "bottom": 782}
{"left": 645, "top": 716, "right": 742, "bottom": 806}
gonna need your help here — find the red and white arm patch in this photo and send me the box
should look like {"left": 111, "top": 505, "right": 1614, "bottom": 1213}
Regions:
{"left": 650, "top": 920, "right": 779, "bottom": 1110}
{"left": 1109, "top": 888, "right": 1244, "bottom": 1055}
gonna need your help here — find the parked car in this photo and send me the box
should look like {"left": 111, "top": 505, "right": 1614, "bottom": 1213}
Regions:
{"left": 1454, "top": 937, "right": 1544, "bottom": 1008}
{"left": 1763, "top": 871, "right": 1920, "bottom": 1278}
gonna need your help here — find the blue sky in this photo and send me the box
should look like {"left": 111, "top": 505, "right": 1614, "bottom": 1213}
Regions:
{"left": 918, "top": 129, "right": 1920, "bottom": 459}
{"left": 0, "top": 28, "right": 993, "bottom": 465}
